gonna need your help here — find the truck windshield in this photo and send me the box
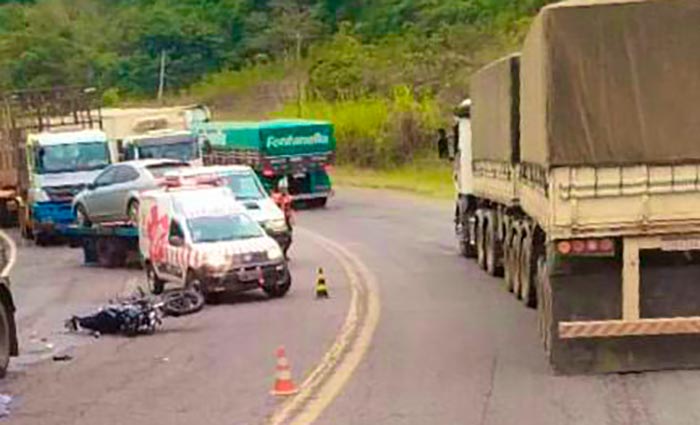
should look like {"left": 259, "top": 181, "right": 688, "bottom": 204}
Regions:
{"left": 187, "top": 214, "right": 264, "bottom": 243}
{"left": 223, "top": 173, "right": 266, "bottom": 201}
{"left": 37, "top": 142, "right": 110, "bottom": 174}
{"left": 137, "top": 141, "right": 198, "bottom": 163}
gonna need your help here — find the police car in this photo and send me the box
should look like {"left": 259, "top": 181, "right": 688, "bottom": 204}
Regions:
{"left": 138, "top": 174, "right": 291, "bottom": 300}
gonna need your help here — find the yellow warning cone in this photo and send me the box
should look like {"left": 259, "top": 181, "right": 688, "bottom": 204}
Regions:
{"left": 315, "top": 267, "right": 329, "bottom": 299}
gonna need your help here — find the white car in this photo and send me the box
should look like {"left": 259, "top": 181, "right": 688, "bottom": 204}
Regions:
{"left": 168, "top": 165, "right": 292, "bottom": 254}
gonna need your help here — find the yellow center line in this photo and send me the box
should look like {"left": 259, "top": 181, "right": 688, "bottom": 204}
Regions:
{"left": 268, "top": 227, "right": 381, "bottom": 425}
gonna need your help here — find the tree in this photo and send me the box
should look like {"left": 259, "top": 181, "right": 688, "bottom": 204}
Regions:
{"left": 245, "top": 0, "right": 325, "bottom": 61}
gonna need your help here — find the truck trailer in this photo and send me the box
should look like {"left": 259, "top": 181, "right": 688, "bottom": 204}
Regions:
{"left": 455, "top": 0, "right": 700, "bottom": 374}
{"left": 196, "top": 119, "right": 335, "bottom": 206}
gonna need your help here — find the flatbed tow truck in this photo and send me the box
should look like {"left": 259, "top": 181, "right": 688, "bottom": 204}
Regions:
{"left": 63, "top": 223, "right": 139, "bottom": 268}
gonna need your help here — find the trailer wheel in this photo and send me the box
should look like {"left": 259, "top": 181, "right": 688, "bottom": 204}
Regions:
{"left": 503, "top": 232, "right": 516, "bottom": 292}
{"left": 519, "top": 235, "right": 536, "bottom": 308}
{"left": 475, "top": 212, "right": 486, "bottom": 270}
{"left": 485, "top": 213, "right": 503, "bottom": 277}
{"left": 536, "top": 256, "right": 553, "bottom": 356}
{"left": 511, "top": 231, "right": 522, "bottom": 297}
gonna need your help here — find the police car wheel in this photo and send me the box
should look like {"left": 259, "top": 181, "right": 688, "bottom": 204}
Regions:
{"left": 263, "top": 270, "right": 292, "bottom": 298}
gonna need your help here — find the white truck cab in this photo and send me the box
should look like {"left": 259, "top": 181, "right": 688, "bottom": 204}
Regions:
{"left": 139, "top": 182, "right": 291, "bottom": 299}
{"left": 122, "top": 129, "right": 203, "bottom": 166}
{"left": 25, "top": 129, "right": 112, "bottom": 242}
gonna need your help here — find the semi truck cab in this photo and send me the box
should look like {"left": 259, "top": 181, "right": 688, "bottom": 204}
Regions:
{"left": 122, "top": 130, "right": 203, "bottom": 166}
{"left": 25, "top": 129, "right": 112, "bottom": 243}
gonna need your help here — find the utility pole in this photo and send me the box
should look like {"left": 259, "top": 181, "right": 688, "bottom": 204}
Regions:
{"left": 157, "top": 50, "right": 166, "bottom": 104}
{"left": 295, "top": 32, "right": 303, "bottom": 118}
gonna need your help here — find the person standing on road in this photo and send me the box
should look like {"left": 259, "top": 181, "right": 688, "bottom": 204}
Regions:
{"left": 436, "top": 128, "right": 449, "bottom": 159}
{"left": 272, "top": 177, "right": 294, "bottom": 227}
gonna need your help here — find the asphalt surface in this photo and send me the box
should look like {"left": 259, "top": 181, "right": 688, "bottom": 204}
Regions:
{"left": 2, "top": 229, "right": 351, "bottom": 424}
{"left": 299, "top": 189, "right": 700, "bottom": 425}
{"left": 4, "top": 188, "right": 700, "bottom": 424}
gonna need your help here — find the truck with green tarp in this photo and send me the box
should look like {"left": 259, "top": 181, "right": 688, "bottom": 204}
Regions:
{"left": 195, "top": 119, "right": 335, "bottom": 206}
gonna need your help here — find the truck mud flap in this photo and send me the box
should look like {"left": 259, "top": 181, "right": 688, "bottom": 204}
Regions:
{"left": 543, "top": 237, "right": 700, "bottom": 374}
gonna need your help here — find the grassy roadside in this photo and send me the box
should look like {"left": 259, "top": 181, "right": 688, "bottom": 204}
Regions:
{"left": 331, "top": 159, "right": 455, "bottom": 200}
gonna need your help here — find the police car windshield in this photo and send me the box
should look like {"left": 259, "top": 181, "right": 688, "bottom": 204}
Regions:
{"left": 187, "top": 213, "right": 263, "bottom": 243}
{"left": 223, "top": 173, "right": 266, "bottom": 201}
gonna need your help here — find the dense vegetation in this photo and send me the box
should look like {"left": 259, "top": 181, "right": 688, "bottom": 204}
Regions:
{"left": 0, "top": 0, "right": 554, "bottom": 166}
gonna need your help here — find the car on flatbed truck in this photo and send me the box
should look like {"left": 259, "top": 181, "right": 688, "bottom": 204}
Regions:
{"left": 455, "top": 0, "right": 700, "bottom": 374}
{"left": 139, "top": 183, "right": 291, "bottom": 301}
{"left": 72, "top": 159, "right": 189, "bottom": 226}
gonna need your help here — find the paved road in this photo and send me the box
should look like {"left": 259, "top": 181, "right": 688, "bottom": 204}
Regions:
{"left": 299, "top": 189, "right": 700, "bottom": 425}
{"left": 4, "top": 188, "right": 700, "bottom": 424}
{"left": 2, "top": 230, "right": 352, "bottom": 424}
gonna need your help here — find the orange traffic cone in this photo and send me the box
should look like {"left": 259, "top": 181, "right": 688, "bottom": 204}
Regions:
{"left": 271, "top": 346, "right": 299, "bottom": 396}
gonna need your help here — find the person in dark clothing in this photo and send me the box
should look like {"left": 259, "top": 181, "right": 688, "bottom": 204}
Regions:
{"left": 437, "top": 128, "right": 449, "bottom": 159}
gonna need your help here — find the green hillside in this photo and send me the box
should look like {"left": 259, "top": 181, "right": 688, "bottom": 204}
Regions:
{"left": 0, "top": 0, "right": 554, "bottom": 168}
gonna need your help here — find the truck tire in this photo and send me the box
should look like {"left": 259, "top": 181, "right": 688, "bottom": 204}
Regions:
{"left": 475, "top": 212, "right": 487, "bottom": 270}
{"left": 0, "top": 300, "right": 12, "bottom": 378}
{"left": 34, "top": 231, "right": 50, "bottom": 247}
{"left": 519, "top": 234, "right": 536, "bottom": 308}
{"left": 511, "top": 231, "right": 522, "bottom": 297}
{"left": 503, "top": 232, "right": 516, "bottom": 292}
{"left": 146, "top": 263, "right": 165, "bottom": 295}
{"left": 485, "top": 213, "right": 503, "bottom": 277}
{"left": 456, "top": 207, "right": 477, "bottom": 258}
{"left": 536, "top": 256, "right": 553, "bottom": 357}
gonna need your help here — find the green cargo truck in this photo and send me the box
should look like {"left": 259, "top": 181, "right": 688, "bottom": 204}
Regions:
{"left": 196, "top": 120, "right": 335, "bottom": 206}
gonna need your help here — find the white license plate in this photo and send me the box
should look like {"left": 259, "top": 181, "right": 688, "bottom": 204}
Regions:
{"left": 237, "top": 270, "right": 261, "bottom": 281}
{"left": 661, "top": 237, "right": 700, "bottom": 251}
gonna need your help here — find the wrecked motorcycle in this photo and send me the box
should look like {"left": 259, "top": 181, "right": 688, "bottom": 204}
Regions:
{"left": 66, "top": 288, "right": 204, "bottom": 336}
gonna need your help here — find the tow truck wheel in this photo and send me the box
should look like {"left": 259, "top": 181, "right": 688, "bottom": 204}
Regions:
{"left": 146, "top": 264, "right": 165, "bottom": 295}
{"left": 0, "top": 301, "right": 12, "bottom": 378}
{"left": 76, "top": 204, "right": 92, "bottom": 228}
{"left": 264, "top": 269, "right": 292, "bottom": 298}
